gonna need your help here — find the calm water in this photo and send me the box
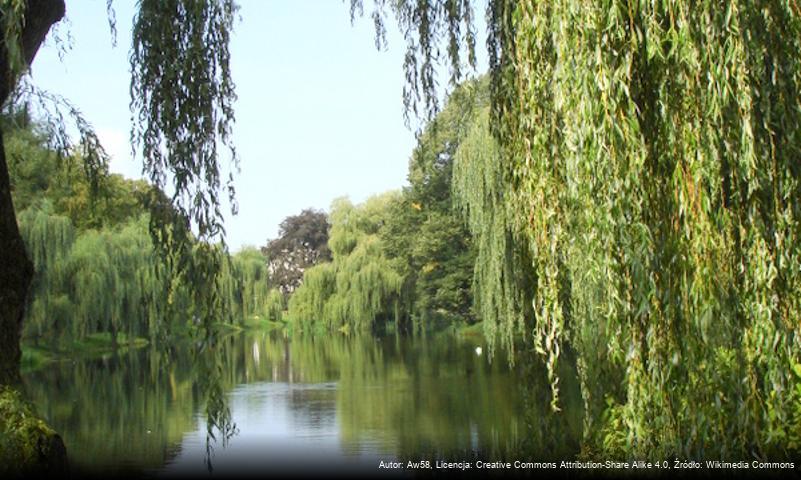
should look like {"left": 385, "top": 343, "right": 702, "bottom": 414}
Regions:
{"left": 22, "top": 331, "right": 579, "bottom": 476}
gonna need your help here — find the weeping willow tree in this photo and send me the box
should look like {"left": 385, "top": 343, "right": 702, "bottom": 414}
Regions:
{"left": 488, "top": 0, "right": 801, "bottom": 459}
{"left": 288, "top": 194, "right": 404, "bottom": 333}
{"left": 352, "top": 0, "right": 801, "bottom": 460}
{"left": 1, "top": 0, "right": 239, "bottom": 388}
{"left": 231, "top": 248, "right": 271, "bottom": 320}
{"left": 215, "top": 247, "right": 277, "bottom": 324}
{"left": 5, "top": 121, "right": 204, "bottom": 345}
{"left": 262, "top": 288, "right": 285, "bottom": 323}
{"left": 287, "top": 262, "right": 335, "bottom": 332}
{"left": 452, "top": 104, "right": 534, "bottom": 360}
{"left": 16, "top": 200, "right": 73, "bottom": 343}
{"left": 18, "top": 209, "right": 176, "bottom": 345}
{"left": 17, "top": 205, "right": 278, "bottom": 347}
{"left": 1, "top": 3, "right": 244, "bottom": 465}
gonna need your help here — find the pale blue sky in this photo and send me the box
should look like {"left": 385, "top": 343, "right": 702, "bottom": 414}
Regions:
{"left": 31, "top": 1, "right": 487, "bottom": 251}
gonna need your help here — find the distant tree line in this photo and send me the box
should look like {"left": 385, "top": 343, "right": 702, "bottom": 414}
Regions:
{"left": 281, "top": 79, "right": 482, "bottom": 334}
{"left": 5, "top": 110, "right": 282, "bottom": 347}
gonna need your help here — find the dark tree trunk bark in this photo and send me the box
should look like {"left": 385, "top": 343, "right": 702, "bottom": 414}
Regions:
{"left": 0, "top": 131, "right": 33, "bottom": 386}
{"left": 1, "top": 4, "right": 69, "bottom": 475}
{"left": 0, "top": 0, "right": 65, "bottom": 386}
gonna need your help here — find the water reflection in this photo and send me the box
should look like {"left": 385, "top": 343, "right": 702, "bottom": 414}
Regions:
{"left": 23, "top": 345, "right": 201, "bottom": 474}
{"left": 23, "top": 331, "right": 580, "bottom": 476}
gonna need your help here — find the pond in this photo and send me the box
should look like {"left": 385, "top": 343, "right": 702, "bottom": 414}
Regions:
{"left": 22, "top": 330, "right": 582, "bottom": 476}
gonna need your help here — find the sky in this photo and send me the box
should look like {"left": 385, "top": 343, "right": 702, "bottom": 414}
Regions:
{"left": 31, "top": 1, "right": 487, "bottom": 251}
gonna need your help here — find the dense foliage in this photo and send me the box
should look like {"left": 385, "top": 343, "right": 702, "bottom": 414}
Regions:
{"left": 7, "top": 121, "right": 279, "bottom": 346}
{"left": 381, "top": 79, "right": 479, "bottom": 328}
{"left": 286, "top": 82, "right": 483, "bottom": 333}
{"left": 360, "top": 0, "right": 801, "bottom": 461}
{"left": 451, "top": 92, "right": 534, "bottom": 359}
{"left": 2, "top": 0, "right": 241, "bottom": 311}
{"left": 3, "top": 0, "right": 800, "bottom": 466}
{"left": 262, "top": 209, "right": 331, "bottom": 296}
{"left": 287, "top": 194, "right": 405, "bottom": 334}
{"left": 497, "top": 1, "right": 800, "bottom": 460}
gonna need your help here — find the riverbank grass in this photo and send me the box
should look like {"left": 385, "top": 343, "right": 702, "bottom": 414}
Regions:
{"left": 242, "top": 314, "right": 286, "bottom": 331}
{"left": 21, "top": 332, "right": 149, "bottom": 372}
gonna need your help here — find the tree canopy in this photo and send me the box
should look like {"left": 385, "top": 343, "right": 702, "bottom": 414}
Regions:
{"left": 372, "top": 0, "right": 801, "bottom": 460}
{"left": 1, "top": 0, "right": 800, "bottom": 464}
{"left": 262, "top": 209, "right": 331, "bottom": 296}
{"left": 3, "top": 118, "right": 278, "bottom": 347}
{"left": 288, "top": 194, "right": 405, "bottom": 334}
{"left": 0, "top": 0, "right": 244, "bottom": 387}
{"left": 285, "top": 80, "right": 487, "bottom": 335}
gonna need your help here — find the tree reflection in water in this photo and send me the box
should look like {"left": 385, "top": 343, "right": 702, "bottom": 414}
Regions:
{"left": 23, "top": 330, "right": 584, "bottom": 475}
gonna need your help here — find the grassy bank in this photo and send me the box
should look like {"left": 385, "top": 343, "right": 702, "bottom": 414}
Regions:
{"left": 21, "top": 332, "right": 149, "bottom": 373}
{"left": 21, "top": 318, "right": 288, "bottom": 373}
{"left": 242, "top": 314, "right": 286, "bottom": 332}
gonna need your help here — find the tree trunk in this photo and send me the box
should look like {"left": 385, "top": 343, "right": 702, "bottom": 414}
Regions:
{"left": 1, "top": 4, "right": 70, "bottom": 475}
{"left": 0, "top": 0, "right": 66, "bottom": 386}
{"left": 0, "top": 131, "right": 33, "bottom": 386}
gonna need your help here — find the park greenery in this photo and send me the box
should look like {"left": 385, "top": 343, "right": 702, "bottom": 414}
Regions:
{"left": 6, "top": 79, "right": 482, "bottom": 347}
{"left": 285, "top": 79, "right": 481, "bottom": 334}
{"left": 2, "top": 0, "right": 801, "bottom": 474}
{"left": 262, "top": 208, "right": 331, "bottom": 297}
{"left": 5, "top": 111, "right": 283, "bottom": 351}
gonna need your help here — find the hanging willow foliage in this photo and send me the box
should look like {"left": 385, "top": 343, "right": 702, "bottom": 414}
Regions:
{"left": 452, "top": 104, "right": 533, "bottom": 360}
{"left": 17, "top": 206, "right": 276, "bottom": 346}
{"left": 356, "top": 0, "right": 801, "bottom": 460}
{"left": 19, "top": 212, "right": 173, "bottom": 344}
{"left": 349, "top": 0, "right": 477, "bottom": 122}
{"left": 130, "top": 0, "right": 238, "bottom": 243}
{"left": 287, "top": 262, "right": 336, "bottom": 333}
{"left": 16, "top": 200, "right": 73, "bottom": 273}
{"left": 287, "top": 194, "right": 404, "bottom": 333}
{"left": 127, "top": 0, "right": 241, "bottom": 348}
{"left": 230, "top": 247, "right": 272, "bottom": 320}
{"left": 16, "top": 200, "right": 74, "bottom": 342}
{"left": 263, "top": 288, "right": 285, "bottom": 323}
{"left": 214, "top": 246, "right": 275, "bottom": 325}
{"left": 489, "top": 0, "right": 801, "bottom": 458}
